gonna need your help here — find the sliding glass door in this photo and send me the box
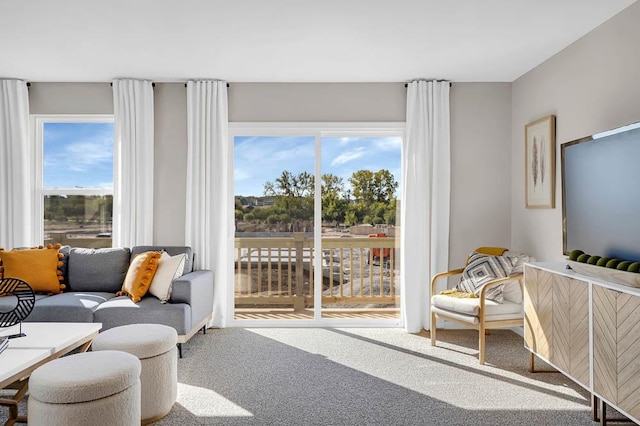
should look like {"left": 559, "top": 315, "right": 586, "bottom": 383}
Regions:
{"left": 231, "top": 124, "right": 403, "bottom": 326}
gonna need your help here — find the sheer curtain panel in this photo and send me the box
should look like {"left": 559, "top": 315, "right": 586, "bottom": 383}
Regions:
{"left": 112, "top": 79, "right": 155, "bottom": 247}
{"left": 0, "top": 79, "right": 32, "bottom": 249}
{"left": 401, "top": 80, "right": 451, "bottom": 333}
{"left": 186, "top": 81, "right": 230, "bottom": 328}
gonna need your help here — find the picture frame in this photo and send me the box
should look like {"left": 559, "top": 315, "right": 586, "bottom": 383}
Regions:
{"left": 525, "top": 115, "right": 556, "bottom": 208}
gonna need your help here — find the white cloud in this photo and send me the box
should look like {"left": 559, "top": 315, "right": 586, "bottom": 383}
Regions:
{"left": 331, "top": 147, "right": 366, "bottom": 167}
{"left": 374, "top": 137, "right": 402, "bottom": 151}
{"left": 234, "top": 167, "right": 251, "bottom": 181}
{"left": 340, "top": 137, "right": 353, "bottom": 144}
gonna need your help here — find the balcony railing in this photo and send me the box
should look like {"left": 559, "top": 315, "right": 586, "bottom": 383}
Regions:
{"left": 235, "top": 233, "right": 399, "bottom": 311}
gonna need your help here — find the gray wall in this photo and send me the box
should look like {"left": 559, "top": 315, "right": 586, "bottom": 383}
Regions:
{"left": 228, "top": 83, "right": 406, "bottom": 122}
{"left": 510, "top": 1, "right": 640, "bottom": 260}
{"left": 29, "top": 82, "right": 112, "bottom": 114}
{"left": 153, "top": 83, "right": 188, "bottom": 244}
{"left": 449, "top": 83, "right": 512, "bottom": 267}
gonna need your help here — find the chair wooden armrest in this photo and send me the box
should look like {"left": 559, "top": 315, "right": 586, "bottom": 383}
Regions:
{"left": 430, "top": 267, "right": 465, "bottom": 296}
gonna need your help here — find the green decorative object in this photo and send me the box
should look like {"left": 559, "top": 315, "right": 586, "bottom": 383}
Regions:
{"left": 587, "top": 256, "right": 601, "bottom": 265}
{"left": 628, "top": 262, "right": 640, "bottom": 273}
{"left": 597, "top": 257, "right": 612, "bottom": 267}
{"left": 617, "top": 261, "right": 633, "bottom": 271}
{"left": 577, "top": 253, "right": 591, "bottom": 263}
{"left": 606, "top": 259, "right": 622, "bottom": 269}
{"left": 568, "top": 250, "right": 584, "bottom": 261}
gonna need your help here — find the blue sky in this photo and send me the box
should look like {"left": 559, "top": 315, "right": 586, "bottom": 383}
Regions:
{"left": 42, "top": 127, "right": 401, "bottom": 195}
{"left": 234, "top": 136, "right": 401, "bottom": 197}
{"left": 43, "top": 122, "right": 114, "bottom": 189}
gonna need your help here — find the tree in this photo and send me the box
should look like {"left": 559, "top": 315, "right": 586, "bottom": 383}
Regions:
{"left": 349, "top": 170, "right": 375, "bottom": 204}
{"left": 264, "top": 170, "right": 314, "bottom": 198}
{"left": 263, "top": 171, "right": 314, "bottom": 225}
{"left": 349, "top": 169, "right": 398, "bottom": 204}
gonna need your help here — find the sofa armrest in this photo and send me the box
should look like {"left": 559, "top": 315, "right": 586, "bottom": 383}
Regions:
{"left": 170, "top": 270, "right": 214, "bottom": 329}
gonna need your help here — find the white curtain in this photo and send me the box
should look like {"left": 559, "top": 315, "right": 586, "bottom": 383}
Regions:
{"left": 112, "top": 79, "right": 155, "bottom": 247}
{"left": 401, "top": 80, "right": 451, "bottom": 333}
{"left": 0, "top": 79, "right": 32, "bottom": 249}
{"left": 186, "top": 81, "right": 229, "bottom": 328}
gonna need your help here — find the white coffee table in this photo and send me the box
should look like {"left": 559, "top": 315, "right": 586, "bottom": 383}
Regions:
{"left": 0, "top": 322, "right": 102, "bottom": 426}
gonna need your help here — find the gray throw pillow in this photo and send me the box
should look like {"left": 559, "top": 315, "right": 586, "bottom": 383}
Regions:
{"left": 68, "top": 247, "right": 131, "bottom": 293}
{"left": 457, "top": 252, "right": 518, "bottom": 303}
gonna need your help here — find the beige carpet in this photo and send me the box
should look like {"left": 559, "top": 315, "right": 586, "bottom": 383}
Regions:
{"left": 1, "top": 328, "right": 625, "bottom": 425}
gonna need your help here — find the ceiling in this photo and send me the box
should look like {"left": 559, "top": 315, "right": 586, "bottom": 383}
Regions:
{"left": 0, "top": 0, "right": 635, "bottom": 83}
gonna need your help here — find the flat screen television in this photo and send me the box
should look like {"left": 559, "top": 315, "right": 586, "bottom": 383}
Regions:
{"left": 562, "top": 121, "right": 640, "bottom": 262}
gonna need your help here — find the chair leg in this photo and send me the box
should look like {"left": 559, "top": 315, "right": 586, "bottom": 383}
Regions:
{"left": 478, "top": 324, "right": 486, "bottom": 365}
{"left": 430, "top": 312, "right": 437, "bottom": 346}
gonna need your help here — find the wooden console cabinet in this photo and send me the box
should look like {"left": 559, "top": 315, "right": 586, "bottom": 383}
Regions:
{"left": 524, "top": 262, "right": 640, "bottom": 425}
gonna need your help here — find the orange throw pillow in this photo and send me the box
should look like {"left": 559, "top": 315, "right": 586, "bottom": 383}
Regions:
{"left": 0, "top": 245, "right": 65, "bottom": 294}
{"left": 118, "top": 251, "right": 162, "bottom": 302}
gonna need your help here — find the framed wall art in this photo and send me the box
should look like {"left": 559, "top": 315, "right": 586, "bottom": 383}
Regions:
{"left": 525, "top": 115, "right": 556, "bottom": 208}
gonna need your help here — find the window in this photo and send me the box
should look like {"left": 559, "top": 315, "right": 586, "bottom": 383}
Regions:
{"left": 32, "top": 115, "right": 114, "bottom": 248}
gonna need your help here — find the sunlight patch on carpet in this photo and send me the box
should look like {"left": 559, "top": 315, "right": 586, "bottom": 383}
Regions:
{"left": 178, "top": 383, "right": 253, "bottom": 417}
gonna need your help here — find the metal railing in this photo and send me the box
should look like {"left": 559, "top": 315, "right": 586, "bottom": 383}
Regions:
{"left": 235, "top": 233, "right": 399, "bottom": 310}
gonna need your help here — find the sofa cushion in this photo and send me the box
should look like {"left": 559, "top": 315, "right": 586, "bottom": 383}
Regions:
{"left": 23, "top": 292, "right": 118, "bottom": 323}
{"left": 131, "top": 246, "right": 194, "bottom": 273}
{"left": 68, "top": 247, "right": 131, "bottom": 293}
{"left": 93, "top": 295, "right": 191, "bottom": 335}
{"left": 118, "top": 251, "right": 161, "bottom": 302}
{"left": 149, "top": 252, "right": 186, "bottom": 302}
{"left": 0, "top": 246, "right": 65, "bottom": 294}
{"left": 431, "top": 294, "right": 523, "bottom": 324}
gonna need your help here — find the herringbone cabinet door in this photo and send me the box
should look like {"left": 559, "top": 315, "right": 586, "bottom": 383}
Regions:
{"left": 524, "top": 266, "right": 553, "bottom": 360}
{"left": 551, "top": 275, "right": 589, "bottom": 386}
{"left": 569, "top": 278, "right": 590, "bottom": 387}
{"left": 616, "top": 293, "right": 640, "bottom": 419}
{"left": 593, "top": 285, "right": 618, "bottom": 405}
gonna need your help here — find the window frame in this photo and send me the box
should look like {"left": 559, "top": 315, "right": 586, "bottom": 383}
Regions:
{"left": 31, "top": 114, "right": 115, "bottom": 244}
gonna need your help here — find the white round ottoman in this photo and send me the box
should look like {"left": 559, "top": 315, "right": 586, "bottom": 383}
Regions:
{"left": 91, "top": 324, "right": 178, "bottom": 424}
{"left": 28, "top": 350, "right": 141, "bottom": 426}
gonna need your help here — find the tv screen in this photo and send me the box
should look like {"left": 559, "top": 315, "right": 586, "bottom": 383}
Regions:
{"left": 562, "top": 122, "right": 640, "bottom": 262}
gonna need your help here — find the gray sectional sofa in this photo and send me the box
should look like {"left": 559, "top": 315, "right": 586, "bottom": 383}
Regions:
{"left": 1, "top": 245, "right": 213, "bottom": 357}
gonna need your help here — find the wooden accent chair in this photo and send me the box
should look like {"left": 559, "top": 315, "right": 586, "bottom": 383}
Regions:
{"left": 430, "top": 247, "right": 525, "bottom": 365}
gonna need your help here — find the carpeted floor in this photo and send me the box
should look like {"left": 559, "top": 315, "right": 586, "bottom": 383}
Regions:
{"left": 1, "top": 328, "right": 621, "bottom": 425}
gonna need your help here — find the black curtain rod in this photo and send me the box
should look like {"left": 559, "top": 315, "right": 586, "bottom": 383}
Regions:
{"left": 404, "top": 82, "right": 452, "bottom": 88}
{"left": 109, "top": 82, "right": 156, "bottom": 87}
{"left": 184, "top": 83, "right": 230, "bottom": 88}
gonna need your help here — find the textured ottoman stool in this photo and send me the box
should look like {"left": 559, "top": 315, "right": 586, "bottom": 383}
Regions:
{"left": 28, "top": 350, "right": 141, "bottom": 426}
{"left": 92, "top": 324, "right": 178, "bottom": 424}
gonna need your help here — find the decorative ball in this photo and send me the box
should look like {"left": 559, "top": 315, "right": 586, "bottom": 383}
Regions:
{"left": 568, "top": 250, "right": 584, "bottom": 261}
{"left": 606, "top": 259, "right": 622, "bottom": 269}
{"left": 577, "top": 253, "right": 591, "bottom": 263}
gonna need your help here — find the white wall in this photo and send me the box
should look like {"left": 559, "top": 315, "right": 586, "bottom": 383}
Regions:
{"left": 511, "top": 2, "right": 640, "bottom": 261}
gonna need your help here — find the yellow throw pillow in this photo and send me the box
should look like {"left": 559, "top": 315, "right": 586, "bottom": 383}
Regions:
{"left": 0, "top": 245, "right": 65, "bottom": 294}
{"left": 118, "top": 251, "right": 162, "bottom": 302}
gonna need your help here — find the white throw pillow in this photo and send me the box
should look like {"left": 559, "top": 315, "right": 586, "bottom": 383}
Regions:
{"left": 148, "top": 252, "right": 186, "bottom": 302}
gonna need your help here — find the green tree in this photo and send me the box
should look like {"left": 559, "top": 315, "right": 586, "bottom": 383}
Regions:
{"left": 349, "top": 169, "right": 398, "bottom": 204}
{"left": 263, "top": 171, "right": 315, "bottom": 225}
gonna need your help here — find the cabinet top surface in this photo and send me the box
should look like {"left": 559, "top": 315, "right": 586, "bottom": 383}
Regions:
{"left": 526, "top": 261, "right": 640, "bottom": 296}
